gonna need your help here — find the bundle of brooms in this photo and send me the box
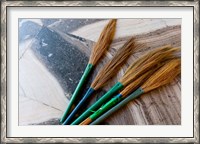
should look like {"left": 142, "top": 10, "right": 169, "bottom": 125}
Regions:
{"left": 81, "top": 58, "right": 181, "bottom": 125}
{"left": 60, "top": 19, "right": 117, "bottom": 123}
{"left": 71, "top": 46, "right": 180, "bottom": 125}
{"left": 60, "top": 19, "right": 181, "bottom": 125}
{"left": 63, "top": 37, "right": 142, "bottom": 124}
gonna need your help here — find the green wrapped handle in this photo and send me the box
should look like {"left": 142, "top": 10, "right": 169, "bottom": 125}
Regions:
{"left": 71, "top": 82, "right": 124, "bottom": 125}
{"left": 90, "top": 87, "right": 144, "bottom": 125}
{"left": 60, "top": 63, "right": 93, "bottom": 123}
{"left": 90, "top": 94, "right": 123, "bottom": 121}
{"left": 62, "top": 87, "right": 95, "bottom": 125}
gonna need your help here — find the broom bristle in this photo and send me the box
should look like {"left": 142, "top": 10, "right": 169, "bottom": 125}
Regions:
{"left": 124, "top": 45, "right": 180, "bottom": 75}
{"left": 124, "top": 45, "right": 170, "bottom": 75}
{"left": 120, "top": 68, "right": 157, "bottom": 97}
{"left": 89, "top": 19, "right": 117, "bottom": 65}
{"left": 119, "top": 46, "right": 180, "bottom": 86}
{"left": 141, "top": 58, "right": 181, "bottom": 92}
{"left": 91, "top": 37, "right": 137, "bottom": 90}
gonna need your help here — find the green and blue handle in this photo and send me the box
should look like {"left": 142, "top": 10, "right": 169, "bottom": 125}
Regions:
{"left": 62, "top": 87, "right": 95, "bottom": 125}
{"left": 60, "top": 64, "right": 93, "bottom": 123}
{"left": 83, "top": 93, "right": 124, "bottom": 124}
{"left": 90, "top": 87, "right": 144, "bottom": 125}
{"left": 71, "top": 82, "right": 124, "bottom": 125}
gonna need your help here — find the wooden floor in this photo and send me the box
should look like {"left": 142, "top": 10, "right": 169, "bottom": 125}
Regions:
{"left": 19, "top": 19, "right": 181, "bottom": 125}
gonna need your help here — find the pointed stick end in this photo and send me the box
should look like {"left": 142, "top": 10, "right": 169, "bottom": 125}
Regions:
{"left": 79, "top": 118, "right": 92, "bottom": 125}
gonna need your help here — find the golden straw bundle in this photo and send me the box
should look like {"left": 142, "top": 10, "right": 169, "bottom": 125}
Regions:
{"left": 91, "top": 37, "right": 138, "bottom": 90}
{"left": 141, "top": 58, "right": 181, "bottom": 92}
{"left": 120, "top": 46, "right": 180, "bottom": 86}
{"left": 89, "top": 19, "right": 117, "bottom": 65}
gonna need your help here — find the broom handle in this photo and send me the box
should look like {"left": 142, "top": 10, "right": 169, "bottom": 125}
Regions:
{"left": 90, "top": 88, "right": 144, "bottom": 125}
{"left": 62, "top": 87, "right": 95, "bottom": 125}
{"left": 60, "top": 63, "right": 94, "bottom": 123}
{"left": 71, "top": 82, "right": 124, "bottom": 125}
{"left": 89, "top": 94, "right": 123, "bottom": 123}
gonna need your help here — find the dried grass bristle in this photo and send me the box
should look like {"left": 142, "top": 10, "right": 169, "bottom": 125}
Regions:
{"left": 119, "top": 46, "right": 180, "bottom": 86}
{"left": 120, "top": 68, "right": 158, "bottom": 97}
{"left": 91, "top": 37, "right": 137, "bottom": 90}
{"left": 141, "top": 58, "right": 181, "bottom": 92}
{"left": 89, "top": 19, "right": 117, "bottom": 65}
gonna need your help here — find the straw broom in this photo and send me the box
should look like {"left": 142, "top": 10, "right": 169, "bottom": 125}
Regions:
{"left": 62, "top": 37, "right": 138, "bottom": 124}
{"left": 71, "top": 46, "right": 180, "bottom": 125}
{"left": 80, "top": 58, "right": 181, "bottom": 125}
{"left": 90, "top": 58, "right": 181, "bottom": 125}
{"left": 60, "top": 19, "right": 117, "bottom": 123}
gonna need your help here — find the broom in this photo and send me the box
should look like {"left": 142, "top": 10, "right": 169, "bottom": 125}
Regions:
{"left": 62, "top": 37, "right": 137, "bottom": 124}
{"left": 60, "top": 19, "right": 117, "bottom": 123}
{"left": 90, "top": 58, "right": 181, "bottom": 125}
{"left": 80, "top": 58, "right": 181, "bottom": 125}
{"left": 71, "top": 46, "right": 180, "bottom": 125}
